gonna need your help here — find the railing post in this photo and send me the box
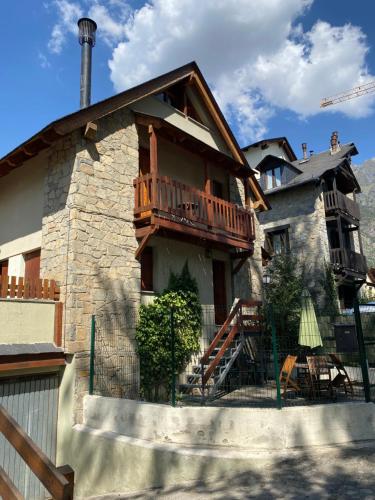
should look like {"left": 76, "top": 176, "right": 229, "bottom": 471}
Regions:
{"left": 268, "top": 304, "right": 282, "bottom": 409}
{"left": 170, "top": 308, "right": 176, "bottom": 407}
{"left": 89, "top": 315, "right": 96, "bottom": 396}
{"left": 353, "top": 289, "right": 371, "bottom": 402}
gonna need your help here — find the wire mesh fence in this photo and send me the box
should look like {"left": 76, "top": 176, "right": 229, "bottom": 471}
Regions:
{"left": 89, "top": 292, "right": 374, "bottom": 408}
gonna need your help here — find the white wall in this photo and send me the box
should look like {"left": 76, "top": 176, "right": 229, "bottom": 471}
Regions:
{"left": 151, "top": 236, "right": 232, "bottom": 308}
{"left": 0, "top": 154, "right": 45, "bottom": 264}
{"left": 244, "top": 142, "right": 289, "bottom": 176}
{"left": 0, "top": 299, "right": 56, "bottom": 344}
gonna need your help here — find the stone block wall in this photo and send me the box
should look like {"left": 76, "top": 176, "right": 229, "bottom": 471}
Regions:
{"left": 41, "top": 108, "right": 141, "bottom": 420}
{"left": 259, "top": 183, "right": 331, "bottom": 302}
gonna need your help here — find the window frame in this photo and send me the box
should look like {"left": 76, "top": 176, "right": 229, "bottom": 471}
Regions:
{"left": 264, "top": 165, "right": 283, "bottom": 189}
{"left": 265, "top": 227, "right": 290, "bottom": 256}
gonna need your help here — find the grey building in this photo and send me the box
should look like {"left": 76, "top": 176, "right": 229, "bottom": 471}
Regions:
{"left": 243, "top": 133, "right": 367, "bottom": 307}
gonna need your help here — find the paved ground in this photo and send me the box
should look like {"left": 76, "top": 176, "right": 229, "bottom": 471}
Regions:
{"left": 91, "top": 441, "right": 375, "bottom": 499}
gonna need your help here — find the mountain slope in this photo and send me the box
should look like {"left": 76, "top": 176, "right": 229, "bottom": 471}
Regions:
{"left": 353, "top": 159, "right": 375, "bottom": 268}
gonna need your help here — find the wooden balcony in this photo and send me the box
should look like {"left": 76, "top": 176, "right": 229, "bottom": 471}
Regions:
{"left": 330, "top": 248, "right": 367, "bottom": 276}
{"left": 324, "top": 190, "right": 360, "bottom": 221}
{"left": 134, "top": 174, "right": 255, "bottom": 251}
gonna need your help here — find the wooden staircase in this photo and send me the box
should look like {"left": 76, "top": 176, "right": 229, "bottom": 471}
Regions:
{"left": 180, "top": 299, "right": 263, "bottom": 401}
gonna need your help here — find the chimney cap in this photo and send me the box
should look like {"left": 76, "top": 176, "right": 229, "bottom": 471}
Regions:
{"left": 78, "top": 17, "right": 97, "bottom": 47}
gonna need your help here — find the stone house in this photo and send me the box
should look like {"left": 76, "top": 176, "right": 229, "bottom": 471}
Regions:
{"left": 0, "top": 61, "right": 268, "bottom": 434}
{"left": 243, "top": 134, "right": 368, "bottom": 308}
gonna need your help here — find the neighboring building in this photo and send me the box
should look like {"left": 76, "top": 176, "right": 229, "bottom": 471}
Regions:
{"left": 243, "top": 132, "right": 367, "bottom": 308}
{"left": 0, "top": 62, "right": 268, "bottom": 427}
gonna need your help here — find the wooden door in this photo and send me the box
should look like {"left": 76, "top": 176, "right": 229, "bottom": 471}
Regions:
{"left": 212, "top": 260, "right": 227, "bottom": 325}
{"left": 24, "top": 249, "right": 41, "bottom": 280}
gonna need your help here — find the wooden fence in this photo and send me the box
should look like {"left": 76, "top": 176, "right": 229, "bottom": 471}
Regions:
{"left": 0, "top": 275, "right": 60, "bottom": 301}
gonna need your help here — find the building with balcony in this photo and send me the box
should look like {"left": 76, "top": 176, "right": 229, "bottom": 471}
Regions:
{"left": 243, "top": 133, "right": 367, "bottom": 308}
{"left": 0, "top": 62, "right": 268, "bottom": 426}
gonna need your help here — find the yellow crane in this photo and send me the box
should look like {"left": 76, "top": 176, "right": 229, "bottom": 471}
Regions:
{"left": 320, "top": 80, "right": 375, "bottom": 108}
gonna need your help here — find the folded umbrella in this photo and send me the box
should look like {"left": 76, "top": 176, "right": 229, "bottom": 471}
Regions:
{"left": 298, "top": 289, "right": 323, "bottom": 349}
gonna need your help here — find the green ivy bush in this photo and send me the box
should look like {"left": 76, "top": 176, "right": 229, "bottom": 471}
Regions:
{"left": 136, "top": 263, "right": 202, "bottom": 402}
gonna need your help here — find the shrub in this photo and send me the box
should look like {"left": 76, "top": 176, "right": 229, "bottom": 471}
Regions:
{"left": 136, "top": 263, "right": 202, "bottom": 401}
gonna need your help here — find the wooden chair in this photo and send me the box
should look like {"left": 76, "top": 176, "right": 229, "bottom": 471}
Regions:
{"left": 306, "top": 355, "right": 333, "bottom": 399}
{"left": 329, "top": 353, "right": 354, "bottom": 395}
{"left": 279, "top": 355, "right": 300, "bottom": 398}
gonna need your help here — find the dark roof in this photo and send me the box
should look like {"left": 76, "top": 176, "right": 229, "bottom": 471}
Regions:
{"left": 261, "top": 143, "right": 359, "bottom": 195}
{"left": 242, "top": 137, "right": 297, "bottom": 162}
{"left": 0, "top": 343, "right": 64, "bottom": 356}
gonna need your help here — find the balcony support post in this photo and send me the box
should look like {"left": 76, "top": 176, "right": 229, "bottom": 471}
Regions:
{"left": 149, "top": 125, "right": 158, "bottom": 209}
{"left": 204, "top": 160, "right": 213, "bottom": 226}
{"left": 243, "top": 177, "right": 251, "bottom": 208}
{"left": 336, "top": 215, "right": 346, "bottom": 266}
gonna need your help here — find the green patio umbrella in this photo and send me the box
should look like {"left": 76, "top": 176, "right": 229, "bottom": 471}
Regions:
{"left": 298, "top": 289, "right": 323, "bottom": 349}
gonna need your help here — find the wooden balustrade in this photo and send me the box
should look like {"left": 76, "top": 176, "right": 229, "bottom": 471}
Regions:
{"left": 324, "top": 190, "right": 360, "bottom": 220}
{"left": 330, "top": 248, "right": 367, "bottom": 275}
{"left": 0, "top": 405, "right": 74, "bottom": 500}
{"left": 200, "top": 299, "right": 262, "bottom": 385}
{"left": 0, "top": 275, "right": 60, "bottom": 301}
{"left": 134, "top": 174, "right": 255, "bottom": 241}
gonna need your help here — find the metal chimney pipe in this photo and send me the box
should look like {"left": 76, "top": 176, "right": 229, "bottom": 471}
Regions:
{"left": 78, "top": 18, "right": 97, "bottom": 109}
{"left": 302, "top": 143, "right": 307, "bottom": 160}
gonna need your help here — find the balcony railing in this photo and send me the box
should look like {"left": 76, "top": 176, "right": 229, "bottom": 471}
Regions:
{"left": 324, "top": 190, "right": 360, "bottom": 220}
{"left": 134, "top": 174, "right": 255, "bottom": 241}
{"left": 330, "top": 248, "right": 367, "bottom": 275}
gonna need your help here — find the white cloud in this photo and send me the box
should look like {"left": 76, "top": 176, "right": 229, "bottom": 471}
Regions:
{"left": 48, "top": 0, "right": 83, "bottom": 54}
{"left": 49, "top": 0, "right": 375, "bottom": 142}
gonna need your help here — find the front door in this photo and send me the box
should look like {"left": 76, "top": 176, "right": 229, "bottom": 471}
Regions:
{"left": 212, "top": 260, "right": 227, "bottom": 325}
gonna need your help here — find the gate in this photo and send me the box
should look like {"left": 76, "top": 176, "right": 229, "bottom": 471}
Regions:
{"left": 0, "top": 373, "right": 59, "bottom": 499}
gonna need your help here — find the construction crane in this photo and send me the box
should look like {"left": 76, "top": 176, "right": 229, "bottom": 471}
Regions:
{"left": 320, "top": 80, "right": 375, "bottom": 108}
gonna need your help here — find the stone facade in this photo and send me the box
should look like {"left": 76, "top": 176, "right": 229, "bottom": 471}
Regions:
{"left": 259, "top": 183, "right": 331, "bottom": 301}
{"left": 41, "top": 108, "right": 141, "bottom": 420}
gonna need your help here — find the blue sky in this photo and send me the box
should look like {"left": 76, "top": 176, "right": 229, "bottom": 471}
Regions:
{"left": 1, "top": 0, "right": 375, "bottom": 165}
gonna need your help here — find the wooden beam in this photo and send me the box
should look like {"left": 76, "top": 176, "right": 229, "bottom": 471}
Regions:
{"left": 54, "top": 302, "right": 63, "bottom": 347}
{"left": 145, "top": 216, "right": 253, "bottom": 251}
{"left": 233, "top": 257, "right": 248, "bottom": 275}
{"left": 83, "top": 122, "right": 98, "bottom": 141}
{"left": 0, "top": 466, "right": 23, "bottom": 500}
{"left": 0, "top": 405, "right": 74, "bottom": 500}
{"left": 191, "top": 74, "right": 244, "bottom": 165}
{"left": 149, "top": 125, "right": 158, "bottom": 175}
{"left": 0, "top": 358, "right": 65, "bottom": 373}
{"left": 135, "top": 226, "right": 158, "bottom": 260}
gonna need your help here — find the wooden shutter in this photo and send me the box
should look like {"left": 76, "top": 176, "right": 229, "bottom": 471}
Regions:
{"left": 24, "top": 249, "right": 41, "bottom": 280}
{"left": 141, "top": 247, "right": 153, "bottom": 291}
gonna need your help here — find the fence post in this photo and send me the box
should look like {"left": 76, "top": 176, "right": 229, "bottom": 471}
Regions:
{"left": 353, "top": 290, "right": 371, "bottom": 402}
{"left": 269, "top": 304, "right": 282, "bottom": 409}
{"left": 170, "top": 308, "right": 176, "bottom": 407}
{"left": 89, "top": 315, "right": 96, "bottom": 396}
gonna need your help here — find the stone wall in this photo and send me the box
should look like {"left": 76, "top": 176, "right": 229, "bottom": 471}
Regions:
{"left": 229, "top": 176, "right": 263, "bottom": 302}
{"left": 41, "top": 109, "right": 141, "bottom": 420}
{"left": 259, "top": 183, "right": 331, "bottom": 301}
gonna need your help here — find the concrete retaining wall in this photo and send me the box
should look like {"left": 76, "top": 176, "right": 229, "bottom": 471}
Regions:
{"left": 84, "top": 395, "right": 375, "bottom": 450}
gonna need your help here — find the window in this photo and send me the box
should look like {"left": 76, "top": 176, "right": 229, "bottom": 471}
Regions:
{"left": 24, "top": 249, "right": 41, "bottom": 280}
{"left": 212, "top": 180, "right": 224, "bottom": 199}
{"left": 265, "top": 228, "right": 290, "bottom": 255}
{"left": 264, "top": 166, "right": 283, "bottom": 189}
{"left": 141, "top": 247, "right": 153, "bottom": 291}
{"left": 0, "top": 259, "right": 8, "bottom": 276}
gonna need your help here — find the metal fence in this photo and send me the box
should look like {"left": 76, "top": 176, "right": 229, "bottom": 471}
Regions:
{"left": 89, "top": 296, "right": 374, "bottom": 409}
